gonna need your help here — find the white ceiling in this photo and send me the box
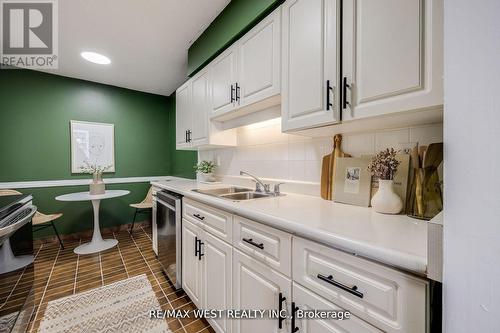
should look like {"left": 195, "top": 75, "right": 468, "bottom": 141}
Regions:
{"left": 41, "top": 0, "right": 230, "bottom": 96}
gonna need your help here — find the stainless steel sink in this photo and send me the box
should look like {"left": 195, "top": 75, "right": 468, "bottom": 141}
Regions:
{"left": 219, "top": 192, "right": 271, "bottom": 200}
{"left": 192, "top": 187, "right": 252, "bottom": 196}
{"left": 191, "top": 186, "right": 282, "bottom": 201}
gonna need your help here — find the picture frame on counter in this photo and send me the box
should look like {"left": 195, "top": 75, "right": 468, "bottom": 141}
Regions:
{"left": 333, "top": 157, "right": 372, "bottom": 207}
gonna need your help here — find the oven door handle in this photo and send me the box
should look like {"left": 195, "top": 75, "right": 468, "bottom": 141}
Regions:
{"left": 0, "top": 205, "right": 37, "bottom": 238}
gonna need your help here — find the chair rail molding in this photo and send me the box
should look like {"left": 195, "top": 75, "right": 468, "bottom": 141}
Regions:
{"left": 0, "top": 176, "right": 172, "bottom": 189}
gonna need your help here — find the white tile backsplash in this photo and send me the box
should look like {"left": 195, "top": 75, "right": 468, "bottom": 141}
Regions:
{"left": 198, "top": 120, "right": 443, "bottom": 195}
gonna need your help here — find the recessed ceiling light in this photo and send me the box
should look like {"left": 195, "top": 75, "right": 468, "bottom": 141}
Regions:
{"left": 81, "top": 51, "right": 111, "bottom": 65}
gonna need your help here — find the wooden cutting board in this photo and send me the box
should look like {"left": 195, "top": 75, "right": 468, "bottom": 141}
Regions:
{"left": 321, "top": 134, "right": 350, "bottom": 200}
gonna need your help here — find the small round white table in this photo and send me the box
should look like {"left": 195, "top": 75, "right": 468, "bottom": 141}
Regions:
{"left": 56, "top": 190, "right": 130, "bottom": 255}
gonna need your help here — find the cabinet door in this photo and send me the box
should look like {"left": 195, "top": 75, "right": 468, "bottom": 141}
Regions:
{"left": 342, "top": 0, "right": 443, "bottom": 120}
{"left": 237, "top": 8, "right": 281, "bottom": 108}
{"left": 293, "top": 283, "right": 382, "bottom": 333}
{"left": 175, "top": 81, "right": 191, "bottom": 150}
{"left": 210, "top": 47, "right": 238, "bottom": 118}
{"left": 190, "top": 69, "right": 209, "bottom": 147}
{"left": 202, "top": 232, "right": 233, "bottom": 333}
{"left": 232, "top": 249, "right": 291, "bottom": 333}
{"left": 281, "top": 0, "right": 340, "bottom": 132}
{"left": 182, "top": 218, "right": 202, "bottom": 307}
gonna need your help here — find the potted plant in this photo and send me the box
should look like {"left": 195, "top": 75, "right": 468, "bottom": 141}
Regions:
{"left": 80, "top": 162, "right": 113, "bottom": 195}
{"left": 367, "top": 148, "right": 403, "bottom": 214}
{"left": 194, "top": 160, "right": 216, "bottom": 182}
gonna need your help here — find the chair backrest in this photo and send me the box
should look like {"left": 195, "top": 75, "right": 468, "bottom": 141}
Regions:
{"left": 0, "top": 189, "right": 22, "bottom": 196}
{"left": 142, "top": 186, "right": 153, "bottom": 204}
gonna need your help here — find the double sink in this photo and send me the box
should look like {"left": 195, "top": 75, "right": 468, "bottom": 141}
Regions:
{"left": 192, "top": 187, "right": 281, "bottom": 201}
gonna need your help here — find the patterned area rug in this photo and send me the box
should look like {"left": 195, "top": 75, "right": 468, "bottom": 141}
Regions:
{"left": 39, "top": 274, "right": 170, "bottom": 333}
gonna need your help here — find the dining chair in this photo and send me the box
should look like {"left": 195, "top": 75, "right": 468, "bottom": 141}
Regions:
{"left": 129, "top": 186, "right": 153, "bottom": 233}
{"left": 0, "top": 189, "right": 64, "bottom": 249}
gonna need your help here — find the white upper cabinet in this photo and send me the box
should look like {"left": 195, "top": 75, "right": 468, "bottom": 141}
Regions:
{"left": 210, "top": 47, "right": 238, "bottom": 118}
{"left": 341, "top": 0, "right": 443, "bottom": 121}
{"left": 281, "top": 0, "right": 340, "bottom": 132}
{"left": 237, "top": 8, "right": 281, "bottom": 108}
{"left": 175, "top": 81, "right": 191, "bottom": 149}
{"left": 209, "top": 7, "right": 282, "bottom": 122}
{"left": 175, "top": 68, "right": 237, "bottom": 151}
{"left": 190, "top": 70, "right": 210, "bottom": 146}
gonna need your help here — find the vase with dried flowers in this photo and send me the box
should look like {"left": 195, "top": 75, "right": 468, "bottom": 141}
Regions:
{"left": 80, "top": 162, "right": 112, "bottom": 195}
{"left": 368, "top": 148, "right": 403, "bottom": 214}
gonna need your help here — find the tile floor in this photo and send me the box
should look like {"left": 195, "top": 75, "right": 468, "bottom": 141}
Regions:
{"left": 26, "top": 226, "right": 214, "bottom": 333}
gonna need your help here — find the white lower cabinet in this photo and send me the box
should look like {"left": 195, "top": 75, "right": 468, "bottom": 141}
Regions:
{"left": 293, "top": 283, "right": 382, "bottom": 333}
{"left": 182, "top": 217, "right": 233, "bottom": 333}
{"left": 293, "top": 236, "right": 428, "bottom": 333}
{"left": 232, "top": 249, "right": 291, "bottom": 333}
{"left": 202, "top": 231, "right": 233, "bottom": 333}
{"left": 182, "top": 218, "right": 203, "bottom": 307}
{"left": 181, "top": 200, "right": 429, "bottom": 333}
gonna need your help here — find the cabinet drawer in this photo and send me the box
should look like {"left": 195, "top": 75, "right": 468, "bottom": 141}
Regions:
{"left": 183, "top": 198, "right": 233, "bottom": 243}
{"left": 293, "top": 237, "right": 428, "bottom": 333}
{"left": 293, "top": 282, "right": 382, "bottom": 333}
{"left": 233, "top": 216, "right": 292, "bottom": 276}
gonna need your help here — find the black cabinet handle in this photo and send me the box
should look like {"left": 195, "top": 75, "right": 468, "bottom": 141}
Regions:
{"left": 198, "top": 240, "right": 204, "bottom": 260}
{"left": 195, "top": 236, "right": 199, "bottom": 257}
{"left": 185, "top": 130, "right": 188, "bottom": 143}
{"left": 317, "top": 274, "right": 364, "bottom": 298}
{"left": 187, "top": 130, "right": 192, "bottom": 143}
{"left": 230, "top": 84, "right": 235, "bottom": 103}
{"left": 235, "top": 82, "right": 240, "bottom": 103}
{"left": 193, "top": 213, "right": 205, "bottom": 221}
{"left": 291, "top": 302, "right": 299, "bottom": 333}
{"left": 278, "top": 292, "right": 286, "bottom": 329}
{"left": 242, "top": 238, "right": 264, "bottom": 249}
{"left": 326, "top": 80, "right": 334, "bottom": 111}
{"left": 343, "top": 77, "right": 351, "bottom": 110}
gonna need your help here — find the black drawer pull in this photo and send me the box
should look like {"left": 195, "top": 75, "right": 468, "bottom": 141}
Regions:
{"left": 278, "top": 292, "right": 286, "bottom": 329}
{"left": 291, "top": 302, "right": 299, "bottom": 333}
{"left": 242, "top": 238, "right": 264, "bottom": 249}
{"left": 317, "top": 274, "right": 364, "bottom": 298}
{"left": 195, "top": 236, "right": 200, "bottom": 257}
{"left": 193, "top": 213, "right": 205, "bottom": 221}
{"left": 343, "top": 77, "right": 351, "bottom": 110}
{"left": 326, "top": 79, "right": 333, "bottom": 111}
{"left": 198, "top": 239, "right": 204, "bottom": 260}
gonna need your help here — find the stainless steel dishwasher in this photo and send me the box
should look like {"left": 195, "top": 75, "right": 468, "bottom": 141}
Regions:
{"left": 153, "top": 190, "right": 182, "bottom": 290}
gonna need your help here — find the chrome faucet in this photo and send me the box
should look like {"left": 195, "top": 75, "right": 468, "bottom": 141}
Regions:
{"left": 239, "top": 171, "right": 284, "bottom": 196}
{"left": 240, "top": 171, "right": 270, "bottom": 193}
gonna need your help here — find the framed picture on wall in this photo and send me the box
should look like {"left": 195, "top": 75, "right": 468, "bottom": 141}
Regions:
{"left": 70, "top": 120, "right": 115, "bottom": 173}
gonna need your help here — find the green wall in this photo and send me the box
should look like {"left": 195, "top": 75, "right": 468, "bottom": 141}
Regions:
{"left": 187, "top": 0, "right": 282, "bottom": 76}
{"left": 0, "top": 69, "right": 197, "bottom": 237}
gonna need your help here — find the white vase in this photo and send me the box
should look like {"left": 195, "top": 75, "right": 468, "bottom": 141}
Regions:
{"left": 199, "top": 173, "right": 215, "bottom": 182}
{"left": 371, "top": 179, "right": 403, "bottom": 214}
{"left": 90, "top": 172, "right": 105, "bottom": 195}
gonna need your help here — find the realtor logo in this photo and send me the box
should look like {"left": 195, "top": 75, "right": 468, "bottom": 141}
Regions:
{"left": 1, "top": 0, "right": 58, "bottom": 69}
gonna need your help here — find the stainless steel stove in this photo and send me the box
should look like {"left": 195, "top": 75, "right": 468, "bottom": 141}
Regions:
{"left": 0, "top": 194, "right": 37, "bottom": 333}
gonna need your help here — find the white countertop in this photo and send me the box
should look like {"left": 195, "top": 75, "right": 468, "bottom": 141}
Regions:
{"left": 152, "top": 178, "right": 428, "bottom": 276}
